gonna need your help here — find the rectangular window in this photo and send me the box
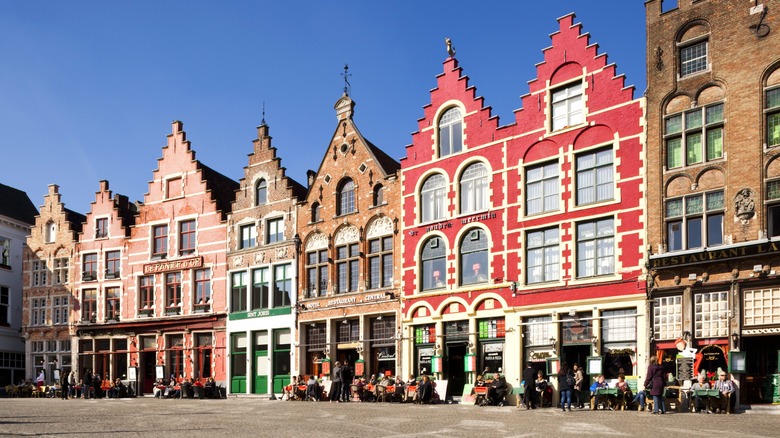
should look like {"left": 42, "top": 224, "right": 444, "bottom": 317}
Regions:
{"left": 95, "top": 218, "right": 108, "bottom": 238}
{"left": 523, "top": 316, "right": 553, "bottom": 347}
{"left": 179, "top": 220, "right": 196, "bottom": 255}
{"left": 551, "top": 82, "right": 583, "bottom": 131}
{"left": 138, "top": 276, "right": 154, "bottom": 314}
{"left": 768, "top": 180, "right": 780, "bottom": 237}
{"left": 273, "top": 264, "right": 291, "bottom": 308}
{"left": 251, "top": 267, "right": 269, "bottom": 310}
{"left": 165, "top": 272, "right": 182, "bottom": 312}
{"left": 53, "top": 258, "right": 68, "bottom": 284}
{"left": 239, "top": 224, "right": 256, "bottom": 249}
{"left": 194, "top": 269, "right": 211, "bottom": 311}
{"left": 0, "top": 286, "right": 9, "bottom": 326}
{"left": 82, "top": 254, "right": 97, "bottom": 281}
{"left": 266, "top": 218, "right": 283, "bottom": 244}
{"left": 525, "top": 162, "right": 559, "bottom": 215}
{"left": 152, "top": 225, "right": 168, "bottom": 258}
{"left": 576, "top": 218, "right": 614, "bottom": 278}
{"left": 368, "top": 236, "right": 393, "bottom": 289}
{"left": 576, "top": 147, "right": 613, "bottom": 205}
{"left": 601, "top": 309, "right": 637, "bottom": 343}
{"left": 105, "top": 250, "right": 120, "bottom": 279}
{"left": 767, "top": 87, "right": 780, "bottom": 147}
{"left": 694, "top": 291, "right": 728, "bottom": 338}
{"left": 336, "top": 243, "right": 359, "bottom": 293}
{"left": 105, "top": 287, "right": 120, "bottom": 321}
{"left": 337, "top": 320, "right": 360, "bottom": 343}
{"left": 526, "top": 227, "right": 559, "bottom": 284}
{"left": 665, "top": 103, "right": 723, "bottom": 169}
{"left": 31, "top": 298, "right": 46, "bottom": 326}
{"left": 0, "top": 237, "right": 9, "bottom": 267}
{"left": 680, "top": 40, "right": 708, "bottom": 77}
{"left": 231, "top": 271, "right": 247, "bottom": 312}
{"left": 81, "top": 290, "right": 96, "bottom": 322}
{"left": 744, "top": 287, "right": 780, "bottom": 326}
{"left": 52, "top": 296, "right": 68, "bottom": 325}
{"left": 32, "top": 260, "right": 48, "bottom": 286}
{"left": 305, "top": 249, "right": 328, "bottom": 298}
{"left": 653, "top": 296, "right": 682, "bottom": 340}
{"left": 665, "top": 190, "right": 723, "bottom": 251}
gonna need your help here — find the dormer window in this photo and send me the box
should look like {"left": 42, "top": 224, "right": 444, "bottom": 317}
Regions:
{"left": 255, "top": 179, "right": 267, "bottom": 206}
{"left": 438, "top": 107, "right": 463, "bottom": 157}
{"left": 95, "top": 218, "right": 108, "bottom": 239}
{"left": 551, "top": 82, "right": 583, "bottom": 131}
{"left": 45, "top": 221, "right": 56, "bottom": 243}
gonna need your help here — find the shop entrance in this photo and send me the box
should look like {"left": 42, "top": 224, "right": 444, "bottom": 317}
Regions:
{"left": 140, "top": 351, "right": 156, "bottom": 395}
{"left": 335, "top": 348, "right": 358, "bottom": 372}
{"left": 445, "top": 342, "right": 467, "bottom": 399}
{"left": 743, "top": 335, "right": 780, "bottom": 404}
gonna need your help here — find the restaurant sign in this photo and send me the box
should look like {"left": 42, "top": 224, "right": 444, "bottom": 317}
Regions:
{"left": 228, "top": 306, "right": 291, "bottom": 321}
{"left": 143, "top": 256, "right": 203, "bottom": 274}
{"left": 303, "top": 292, "right": 390, "bottom": 309}
{"left": 649, "top": 241, "right": 780, "bottom": 269}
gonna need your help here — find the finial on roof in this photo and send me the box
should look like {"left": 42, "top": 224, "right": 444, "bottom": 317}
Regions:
{"left": 341, "top": 64, "right": 351, "bottom": 96}
{"left": 261, "top": 101, "right": 267, "bottom": 126}
{"left": 445, "top": 38, "right": 456, "bottom": 58}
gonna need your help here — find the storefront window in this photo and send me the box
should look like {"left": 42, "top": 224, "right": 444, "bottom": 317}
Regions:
{"left": 653, "top": 296, "right": 682, "bottom": 340}
{"left": 744, "top": 287, "right": 780, "bottom": 326}
{"left": 601, "top": 309, "right": 637, "bottom": 378}
{"left": 562, "top": 313, "right": 592, "bottom": 344}
{"left": 694, "top": 291, "right": 728, "bottom": 338}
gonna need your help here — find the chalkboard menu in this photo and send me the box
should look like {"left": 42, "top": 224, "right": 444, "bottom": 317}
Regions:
{"left": 676, "top": 356, "right": 694, "bottom": 382}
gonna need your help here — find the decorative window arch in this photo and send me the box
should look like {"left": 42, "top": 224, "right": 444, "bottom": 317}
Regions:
{"left": 45, "top": 221, "right": 56, "bottom": 243}
{"left": 373, "top": 184, "right": 384, "bottom": 207}
{"left": 255, "top": 179, "right": 267, "bottom": 206}
{"left": 337, "top": 179, "right": 355, "bottom": 216}
{"left": 459, "top": 162, "right": 488, "bottom": 214}
{"left": 420, "top": 174, "right": 446, "bottom": 222}
{"left": 438, "top": 107, "right": 463, "bottom": 157}
{"left": 311, "top": 202, "right": 321, "bottom": 223}
{"left": 420, "top": 236, "right": 446, "bottom": 291}
{"left": 459, "top": 228, "right": 488, "bottom": 286}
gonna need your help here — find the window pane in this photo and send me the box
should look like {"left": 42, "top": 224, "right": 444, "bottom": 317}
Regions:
{"left": 706, "top": 104, "right": 723, "bottom": 124}
{"left": 706, "top": 191, "right": 724, "bottom": 211}
{"left": 767, "top": 88, "right": 780, "bottom": 109}
{"left": 707, "top": 214, "right": 723, "bottom": 246}
{"left": 686, "top": 195, "right": 703, "bottom": 214}
{"left": 687, "top": 217, "right": 702, "bottom": 249}
{"left": 706, "top": 128, "right": 723, "bottom": 160}
{"left": 666, "top": 138, "right": 682, "bottom": 168}
{"left": 768, "top": 180, "right": 780, "bottom": 201}
{"left": 768, "top": 113, "right": 780, "bottom": 146}
{"left": 668, "top": 221, "right": 682, "bottom": 251}
{"left": 665, "top": 115, "right": 682, "bottom": 134}
{"left": 666, "top": 199, "right": 683, "bottom": 217}
{"left": 681, "top": 41, "right": 707, "bottom": 76}
{"left": 686, "top": 110, "right": 702, "bottom": 129}
{"left": 686, "top": 133, "right": 702, "bottom": 164}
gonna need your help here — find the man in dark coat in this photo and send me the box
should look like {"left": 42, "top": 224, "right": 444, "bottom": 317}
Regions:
{"left": 339, "top": 361, "right": 353, "bottom": 402}
{"left": 330, "top": 361, "right": 342, "bottom": 402}
{"left": 643, "top": 358, "right": 666, "bottom": 414}
{"left": 488, "top": 374, "right": 507, "bottom": 406}
{"left": 60, "top": 370, "right": 69, "bottom": 400}
{"left": 522, "top": 363, "right": 537, "bottom": 409}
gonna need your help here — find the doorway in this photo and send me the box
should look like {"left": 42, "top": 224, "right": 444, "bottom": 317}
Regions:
{"left": 445, "top": 342, "right": 467, "bottom": 399}
{"left": 140, "top": 351, "right": 156, "bottom": 395}
{"left": 743, "top": 335, "right": 780, "bottom": 404}
{"left": 562, "top": 344, "right": 591, "bottom": 373}
{"left": 336, "top": 348, "right": 358, "bottom": 374}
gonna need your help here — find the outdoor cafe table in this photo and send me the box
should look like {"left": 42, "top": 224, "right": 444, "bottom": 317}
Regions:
{"left": 594, "top": 387, "right": 618, "bottom": 409}
{"left": 691, "top": 388, "right": 720, "bottom": 411}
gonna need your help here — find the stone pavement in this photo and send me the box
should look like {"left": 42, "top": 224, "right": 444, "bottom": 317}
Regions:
{"left": 0, "top": 397, "right": 777, "bottom": 437}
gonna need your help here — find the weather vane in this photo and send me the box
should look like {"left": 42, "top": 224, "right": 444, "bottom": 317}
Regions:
{"left": 261, "top": 101, "right": 266, "bottom": 126}
{"left": 341, "top": 64, "right": 351, "bottom": 96}
{"left": 445, "top": 38, "right": 456, "bottom": 57}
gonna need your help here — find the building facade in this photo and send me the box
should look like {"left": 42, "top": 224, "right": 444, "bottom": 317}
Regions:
{"left": 226, "top": 122, "right": 306, "bottom": 395}
{"left": 72, "top": 180, "right": 135, "bottom": 383}
{"left": 22, "top": 184, "right": 82, "bottom": 384}
{"left": 73, "top": 121, "right": 238, "bottom": 395}
{"left": 0, "top": 183, "right": 37, "bottom": 386}
{"left": 646, "top": 0, "right": 780, "bottom": 404}
{"left": 400, "top": 14, "right": 647, "bottom": 401}
{"left": 295, "top": 94, "right": 402, "bottom": 384}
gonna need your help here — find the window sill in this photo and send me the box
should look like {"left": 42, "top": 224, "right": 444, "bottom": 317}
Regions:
{"left": 0, "top": 264, "right": 10, "bottom": 271}
{"left": 663, "top": 158, "right": 725, "bottom": 174}
{"left": 151, "top": 255, "right": 167, "bottom": 261}
{"left": 547, "top": 122, "right": 587, "bottom": 137}
{"left": 678, "top": 69, "right": 711, "bottom": 81}
{"left": 333, "top": 211, "right": 359, "bottom": 220}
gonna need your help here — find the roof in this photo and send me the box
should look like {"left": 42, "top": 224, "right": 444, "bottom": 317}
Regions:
{"left": 0, "top": 183, "right": 38, "bottom": 225}
{"left": 64, "top": 208, "right": 86, "bottom": 234}
{"left": 365, "top": 138, "right": 401, "bottom": 176}
{"left": 197, "top": 162, "right": 240, "bottom": 220}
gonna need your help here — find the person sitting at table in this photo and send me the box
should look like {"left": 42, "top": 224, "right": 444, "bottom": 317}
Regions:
{"left": 153, "top": 378, "right": 166, "bottom": 398}
{"left": 306, "top": 375, "right": 320, "bottom": 401}
{"left": 690, "top": 374, "right": 711, "bottom": 413}
{"left": 101, "top": 375, "right": 113, "bottom": 399}
{"left": 407, "top": 374, "right": 417, "bottom": 386}
{"left": 535, "top": 370, "right": 549, "bottom": 407}
{"left": 713, "top": 370, "right": 735, "bottom": 414}
{"left": 164, "top": 380, "right": 180, "bottom": 398}
{"left": 615, "top": 374, "right": 632, "bottom": 410}
{"left": 474, "top": 374, "right": 486, "bottom": 388}
{"left": 204, "top": 377, "right": 217, "bottom": 399}
{"left": 416, "top": 375, "right": 433, "bottom": 404}
{"left": 393, "top": 375, "right": 405, "bottom": 398}
{"left": 488, "top": 373, "right": 508, "bottom": 406}
{"left": 590, "top": 374, "right": 610, "bottom": 410}
{"left": 368, "top": 374, "right": 378, "bottom": 386}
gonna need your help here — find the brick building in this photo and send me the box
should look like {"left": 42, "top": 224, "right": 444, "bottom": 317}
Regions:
{"left": 645, "top": 0, "right": 780, "bottom": 404}
{"left": 85, "top": 121, "right": 239, "bottom": 395}
{"left": 295, "top": 93, "right": 402, "bottom": 385}
{"left": 72, "top": 180, "right": 135, "bottom": 383}
{"left": 226, "top": 121, "right": 306, "bottom": 395}
{"left": 400, "top": 14, "right": 646, "bottom": 401}
{"left": 0, "top": 183, "right": 37, "bottom": 386}
{"left": 22, "top": 184, "right": 82, "bottom": 384}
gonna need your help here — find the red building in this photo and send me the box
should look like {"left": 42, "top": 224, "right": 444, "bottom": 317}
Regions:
{"left": 400, "top": 14, "right": 647, "bottom": 402}
{"left": 74, "top": 121, "right": 238, "bottom": 394}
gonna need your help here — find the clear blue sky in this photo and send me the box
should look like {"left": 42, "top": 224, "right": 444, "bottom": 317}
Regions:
{"left": 0, "top": 1, "right": 646, "bottom": 214}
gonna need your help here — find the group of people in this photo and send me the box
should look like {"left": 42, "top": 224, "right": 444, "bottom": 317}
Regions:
{"left": 153, "top": 376, "right": 219, "bottom": 399}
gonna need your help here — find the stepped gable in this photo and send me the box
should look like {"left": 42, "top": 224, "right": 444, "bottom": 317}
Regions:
{"left": 514, "top": 13, "right": 635, "bottom": 129}
{"left": 0, "top": 182, "right": 38, "bottom": 225}
{"left": 84, "top": 180, "right": 136, "bottom": 237}
{"left": 402, "top": 55, "right": 499, "bottom": 165}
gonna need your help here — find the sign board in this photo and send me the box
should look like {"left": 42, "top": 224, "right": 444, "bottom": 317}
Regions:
{"left": 53, "top": 369, "right": 60, "bottom": 381}
{"left": 546, "top": 357, "right": 561, "bottom": 375}
{"left": 462, "top": 383, "right": 475, "bottom": 403}
{"left": 434, "top": 379, "right": 448, "bottom": 401}
{"left": 728, "top": 351, "right": 747, "bottom": 374}
{"left": 586, "top": 356, "right": 603, "bottom": 375}
{"left": 155, "top": 365, "right": 164, "bottom": 380}
{"left": 676, "top": 355, "right": 694, "bottom": 382}
{"left": 127, "top": 366, "right": 138, "bottom": 382}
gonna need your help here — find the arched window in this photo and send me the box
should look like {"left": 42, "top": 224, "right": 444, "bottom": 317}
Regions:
{"left": 438, "top": 107, "right": 463, "bottom": 157}
{"left": 460, "top": 229, "right": 488, "bottom": 285}
{"left": 337, "top": 179, "right": 355, "bottom": 216}
{"left": 311, "top": 202, "right": 321, "bottom": 223}
{"left": 459, "top": 162, "right": 488, "bottom": 214}
{"left": 420, "top": 174, "right": 446, "bottom": 222}
{"left": 45, "top": 221, "right": 56, "bottom": 243}
{"left": 255, "top": 179, "right": 267, "bottom": 206}
{"left": 373, "top": 184, "right": 384, "bottom": 207}
{"left": 421, "top": 237, "right": 446, "bottom": 291}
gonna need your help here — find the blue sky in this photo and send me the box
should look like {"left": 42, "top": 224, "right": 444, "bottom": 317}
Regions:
{"left": 0, "top": 1, "right": 647, "bottom": 214}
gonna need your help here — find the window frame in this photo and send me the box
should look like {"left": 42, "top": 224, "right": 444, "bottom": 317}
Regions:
{"left": 239, "top": 223, "right": 257, "bottom": 250}
{"left": 337, "top": 179, "right": 356, "bottom": 216}
{"left": 438, "top": 107, "right": 463, "bottom": 157}
{"left": 179, "top": 220, "right": 196, "bottom": 255}
{"left": 665, "top": 190, "right": 724, "bottom": 251}
{"left": 82, "top": 254, "right": 97, "bottom": 282}
{"left": 152, "top": 224, "right": 168, "bottom": 259}
{"left": 266, "top": 217, "right": 284, "bottom": 244}
{"left": 255, "top": 178, "right": 268, "bottom": 206}
{"left": 105, "top": 250, "right": 120, "bottom": 279}
{"left": 95, "top": 218, "right": 108, "bottom": 239}
{"left": 165, "top": 272, "right": 182, "bottom": 313}
{"left": 420, "top": 236, "right": 446, "bottom": 292}
{"left": 526, "top": 227, "right": 560, "bottom": 284}
{"left": 368, "top": 235, "right": 393, "bottom": 290}
{"left": 138, "top": 275, "right": 155, "bottom": 314}
{"left": 525, "top": 161, "right": 559, "bottom": 216}
{"left": 194, "top": 269, "right": 211, "bottom": 312}
{"left": 459, "top": 228, "right": 489, "bottom": 286}
{"left": 575, "top": 146, "right": 614, "bottom": 206}
{"left": 0, "top": 286, "right": 7, "bottom": 326}
{"left": 273, "top": 264, "right": 292, "bottom": 308}
{"left": 420, "top": 174, "right": 447, "bottom": 223}
{"left": 32, "top": 260, "right": 48, "bottom": 286}
{"left": 551, "top": 81, "right": 584, "bottom": 131}
{"left": 52, "top": 295, "right": 68, "bottom": 325}
{"left": 231, "top": 271, "right": 247, "bottom": 313}
{"left": 664, "top": 103, "right": 724, "bottom": 169}
{"left": 765, "top": 85, "right": 780, "bottom": 147}
{"left": 105, "top": 287, "right": 120, "bottom": 321}
{"left": 305, "top": 249, "right": 328, "bottom": 298}
{"left": 575, "top": 217, "right": 615, "bottom": 278}
{"left": 335, "top": 243, "right": 359, "bottom": 294}
{"left": 459, "top": 162, "right": 489, "bottom": 215}
{"left": 81, "top": 289, "right": 96, "bottom": 323}
{"left": 679, "top": 39, "right": 708, "bottom": 77}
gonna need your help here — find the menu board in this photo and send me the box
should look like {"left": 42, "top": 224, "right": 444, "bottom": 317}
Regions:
{"left": 676, "top": 356, "right": 694, "bottom": 382}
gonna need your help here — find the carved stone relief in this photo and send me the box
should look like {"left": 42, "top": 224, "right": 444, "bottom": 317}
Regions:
{"left": 306, "top": 233, "right": 328, "bottom": 251}
{"left": 734, "top": 188, "right": 755, "bottom": 224}
{"left": 334, "top": 225, "right": 359, "bottom": 245}
{"left": 366, "top": 216, "right": 393, "bottom": 239}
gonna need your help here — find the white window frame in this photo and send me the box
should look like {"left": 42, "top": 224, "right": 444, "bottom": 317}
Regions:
{"left": 576, "top": 218, "right": 615, "bottom": 278}
{"left": 694, "top": 291, "right": 729, "bottom": 338}
{"left": 52, "top": 296, "right": 68, "bottom": 325}
{"left": 438, "top": 107, "right": 463, "bottom": 157}
{"left": 239, "top": 223, "right": 257, "bottom": 250}
{"left": 266, "top": 217, "right": 284, "bottom": 244}
{"left": 576, "top": 147, "right": 614, "bottom": 206}
{"left": 526, "top": 227, "right": 560, "bottom": 284}
{"left": 525, "top": 161, "right": 559, "bottom": 215}
{"left": 664, "top": 103, "right": 724, "bottom": 169}
{"left": 420, "top": 174, "right": 447, "bottom": 223}
{"left": 459, "top": 162, "right": 488, "bottom": 214}
{"left": 653, "top": 296, "right": 682, "bottom": 340}
{"left": 551, "top": 82, "right": 583, "bottom": 131}
{"left": 744, "top": 287, "right": 780, "bottom": 326}
{"left": 665, "top": 190, "right": 724, "bottom": 252}
{"left": 680, "top": 39, "right": 708, "bottom": 77}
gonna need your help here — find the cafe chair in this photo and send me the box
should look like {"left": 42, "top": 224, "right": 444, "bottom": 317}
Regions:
{"left": 375, "top": 385, "right": 389, "bottom": 403}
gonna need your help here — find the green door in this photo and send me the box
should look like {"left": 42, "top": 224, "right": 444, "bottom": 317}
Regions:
{"left": 230, "top": 332, "right": 247, "bottom": 394}
{"left": 253, "top": 331, "right": 269, "bottom": 394}
{"left": 272, "top": 329, "right": 291, "bottom": 394}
